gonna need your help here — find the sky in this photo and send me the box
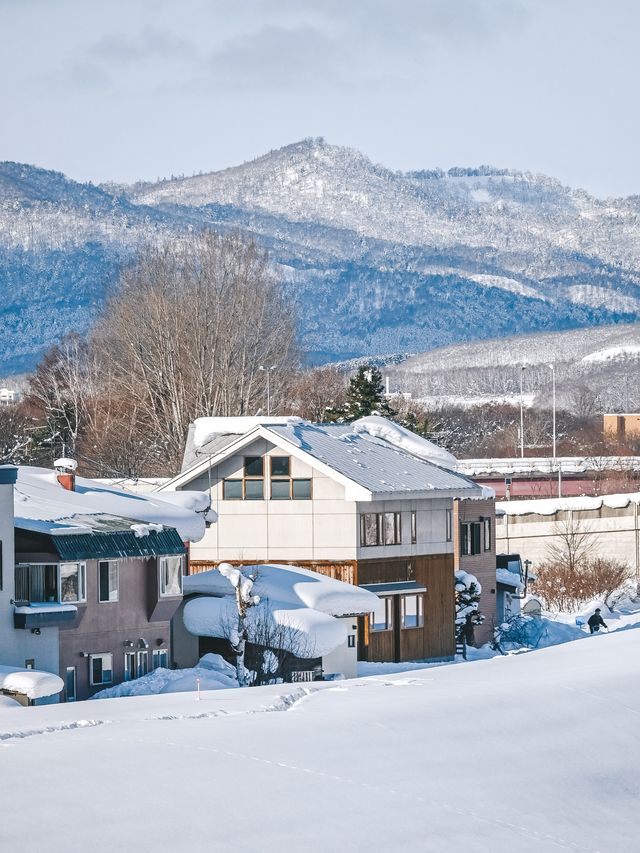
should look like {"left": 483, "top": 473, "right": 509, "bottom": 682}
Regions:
{"left": 1, "top": 0, "right": 639, "bottom": 197}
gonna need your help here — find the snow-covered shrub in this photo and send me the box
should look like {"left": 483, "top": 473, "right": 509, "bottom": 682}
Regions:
{"left": 493, "top": 615, "right": 547, "bottom": 653}
{"left": 455, "top": 570, "right": 484, "bottom": 645}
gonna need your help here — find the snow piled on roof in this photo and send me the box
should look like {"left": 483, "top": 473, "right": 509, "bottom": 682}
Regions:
{"left": 183, "top": 596, "right": 347, "bottom": 658}
{"left": 459, "top": 456, "right": 640, "bottom": 476}
{"left": 193, "top": 416, "right": 304, "bottom": 448}
{"left": 496, "top": 568, "right": 524, "bottom": 590}
{"left": 184, "top": 563, "right": 379, "bottom": 617}
{"left": 351, "top": 416, "right": 458, "bottom": 471}
{"left": 183, "top": 563, "right": 379, "bottom": 657}
{"left": 13, "top": 467, "right": 208, "bottom": 542}
{"left": 496, "top": 492, "right": 640, "bottom": 517}
{"left": 0, "top": 665, "right": 63, "bottom": 700}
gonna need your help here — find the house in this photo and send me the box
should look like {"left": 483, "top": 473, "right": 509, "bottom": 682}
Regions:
{"left": 159, "top": 415, "right": 487, "bottom": 663}
{"left": 604, "top": 413, "right": 640, "bottom": 440}
{"left": 3, "top": 462, "right": 209, "bottom": 702}
{"left": 173, "top": 562, "right": 380, "bottom": 680}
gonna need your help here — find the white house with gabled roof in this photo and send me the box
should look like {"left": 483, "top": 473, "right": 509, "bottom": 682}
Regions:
{"left": 160, "top": 415, "right": 486, "bottom": 663}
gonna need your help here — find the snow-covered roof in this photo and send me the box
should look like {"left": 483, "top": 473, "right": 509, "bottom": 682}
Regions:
{"left": 183, "top": 563, "right": 379, "bottom": 658}
{"left": 496, "top": 492, "right": 640, "bottom": 517}
{"left": 266, "top": 418, "right": 480, "bottom": 498}
{"left": 185, "top": 563, "right": 379, "bottom": 616}
{"left": 13, "top": 467, "right": 209, "bottom": 542}
{"left": 0, "top": 665, "right": 63, "bottom": 700}
{"left": 496, "top": 568, "right": 524, "bottom": 591}
{"left": 459, "top": 456, "right": 640, "bottom": 477}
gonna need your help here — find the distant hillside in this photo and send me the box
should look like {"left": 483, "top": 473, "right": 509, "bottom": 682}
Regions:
{"left": 387, "top": 323, "right": 640, "bottom": 414}
{"left": 2, "top": 138, "right": 640, "bottom": 373}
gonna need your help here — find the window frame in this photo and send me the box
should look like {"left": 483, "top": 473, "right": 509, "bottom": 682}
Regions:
{"left": 400, "top": 593, "right": 424, "bottom": 629}
{"left": 136, "top": 650, "right": 149, "bottom": 677}
{"left": 411, "top": 511, "right": 417, "bottom": 545}
{"left": 445, "top": 509, "right": 453, "bottom": 542}
{"left": 360, "top": 512, "right": 402, "bottom": 547}
{"left": 270, "top": 456, "right": 290, "bottom": 477}
{"left": 152, "top": 649, "right": 169, "bottom": 670}
{"left": 65, "top": 666, "right": 77, "bottom": 702}
{"left": 159, "top": 555, "right": 184, "bottom": 598}
{"left": 89, "top": 653, "right": 113, "bottom": 687}
{"left": 483, "top": 517, "right": 492, "bottom": 552}
{"left": 369, "top": 596, "right": 393, "bottom": 632}
{"left": 124, "top": 651, "right": 136, "bottom": 682}
{"left": 461, "top": 522, "right": 482, "bottom": 556}
{"left": 98, "top": 560, "right": 119, "bottom": 603}
{"left": 16, "top": 561, "right": 86, "bottom": 604}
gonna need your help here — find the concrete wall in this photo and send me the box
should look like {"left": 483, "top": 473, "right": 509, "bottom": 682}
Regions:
{"left": 496, "top": 503, "right": 640, "bottom": 578}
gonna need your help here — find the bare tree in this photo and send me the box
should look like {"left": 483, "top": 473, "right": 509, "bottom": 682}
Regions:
{"left": 544, "top": 513, "right": 596, "bottom": 574}
{"left": 286, "top": 365, "right": 348, "bottom": 422}
{"left": 95, "top": 232, "right": 298, "bottom": 469}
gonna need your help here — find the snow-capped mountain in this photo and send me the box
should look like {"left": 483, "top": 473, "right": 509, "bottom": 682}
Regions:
{"left": 2, "top": 138, "right": 640, "bottom": 374}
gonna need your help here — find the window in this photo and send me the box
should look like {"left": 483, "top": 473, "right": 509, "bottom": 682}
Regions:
{"left": 347, "top": 635, "right": 356, "bottom": 648}
{"left": 124, "top": 652, "right": 136, "bottom": 682}
{"left": 270, "top": 456, "right": 290, "bottom": 477}
{"left": 25, "top": 659, "right": 35, "bottom": 670}
{"left": 411, "top": 511, "right": 417, "bottom": 545}
{"left": 401, "top": 594, "right": 424, "bottom": 629}
{"left": 222, "top": 456, "right": 265, "bottom": 500}
{"left": 15, "top": 563, "right": 86, "bottom": 604}
{"left": 360, "top": 513, "right": 401, "bottom": 546}
{"left": 153, "top": 649, "right": 169, "bottom": 669}
{"left": 60, "top": 563, "right": 86, "bottom": 603}
{"left": 65, "top": 666, "right": 77, "bottom": 702}
{"left": 483, "top": 517, "right": 492, "bottom": 552}
{"left": 90, "top": 653, "right": 113, "bottom": 686}
{"left": 223, "top": 479, "right": 243, "bottom": 500}
{"left": 269, "top": 455, "right": 312, "bottom": 501}
{"left": 159, "top": 556, "right": 183, "bottom": 597}
{"left": 292, "top": 479, "right": 312, "bottom": 500}
{"left": 446, "top": 509, "right": 453, "bottom": 542}
{"left": 98, "top": 561, "right": 118, "bottom": 602}
{"left": 370, "top": 597, "right": 393, "bottom": 631}
{"left": 461, "top": 522, "right": 482, "bottom": 556}
{"left": 137, "top": 650, "right": 148, "bottom": 677}
{"left": 244, "top": 456, "right": 264, "bottom": 477}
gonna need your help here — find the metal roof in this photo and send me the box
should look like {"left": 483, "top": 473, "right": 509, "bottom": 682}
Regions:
{"left": 181, "top": 424, "right": 239, "bottom": 472}
{"left": 266, "top": 422, "right": 480, "bottom": 497}
{"left": 48, "top": 527, "right": 186, "bottom": 561}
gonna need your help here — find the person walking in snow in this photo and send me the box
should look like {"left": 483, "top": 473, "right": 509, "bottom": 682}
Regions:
{"left": 587, "top": 608, "right": 608, "bottom": 634}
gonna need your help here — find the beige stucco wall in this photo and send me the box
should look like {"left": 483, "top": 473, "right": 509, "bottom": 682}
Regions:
{"left": 186, "top": 438, "right": 357, "bottom": 563}
{"left": 496, "top": 504, "right": 640, "bottom": 579}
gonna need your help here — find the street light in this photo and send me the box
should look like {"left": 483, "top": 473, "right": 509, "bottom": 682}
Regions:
{"left": 519, "top": 365, "right": 527, "bottom": 459}
{"left": 549, "top": 362, "right": 557, "bottom": 465}
{"left": 258, "top": 365, "right": 278, "bottom": 416}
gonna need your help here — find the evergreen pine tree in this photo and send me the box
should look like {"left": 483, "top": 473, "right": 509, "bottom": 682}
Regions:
{"left": 344, "top": 365, "right": 395, "bottom": 420}
{"left": 454, "top": 570, "right": 484, "bottom": 646}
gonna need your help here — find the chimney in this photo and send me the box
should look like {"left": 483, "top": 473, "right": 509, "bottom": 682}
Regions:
{"left": 54, "top": 457, "right": 78, "bottom": 491}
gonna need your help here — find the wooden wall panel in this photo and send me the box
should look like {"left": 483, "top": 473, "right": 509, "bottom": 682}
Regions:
{"left": 190, "top": 559, "right": 357, "bottom": 585}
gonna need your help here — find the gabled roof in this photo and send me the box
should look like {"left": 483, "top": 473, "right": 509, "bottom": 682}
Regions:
{"left": 166, "top": 418, "right": 482, "bottom": 501}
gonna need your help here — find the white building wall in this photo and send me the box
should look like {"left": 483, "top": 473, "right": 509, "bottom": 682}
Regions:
{"left": 321, "top": 617, "right": 359, "bottom": 679}
{"left": 0, "top": 472, "right": 60, "bottom": 678}
{"left": 186, "top": 439, "right": 358, "bottom": 563}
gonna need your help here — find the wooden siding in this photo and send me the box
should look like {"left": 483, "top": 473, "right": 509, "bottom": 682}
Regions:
{"left": 358, "top": 554, "right": 455, "bottom": 662}
{"left": 189, "top": 559, "right": 357, "bottom": 585}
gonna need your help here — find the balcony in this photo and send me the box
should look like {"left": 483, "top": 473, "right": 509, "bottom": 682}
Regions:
{"left": 13, "top": 602, "right": 78, "bottom": 629}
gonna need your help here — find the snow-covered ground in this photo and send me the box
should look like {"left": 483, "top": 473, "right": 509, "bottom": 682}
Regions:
{"left": 2, "top": 621, "right": 640, "bottom": 852}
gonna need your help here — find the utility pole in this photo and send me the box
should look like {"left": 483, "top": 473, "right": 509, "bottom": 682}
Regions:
{"left": 549, "top": 362, "right": 557, "bottom": 465}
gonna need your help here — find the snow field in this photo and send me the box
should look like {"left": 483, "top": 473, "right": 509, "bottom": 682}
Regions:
{"left": 1, "top": 628, "right": 640, "bottom": 852}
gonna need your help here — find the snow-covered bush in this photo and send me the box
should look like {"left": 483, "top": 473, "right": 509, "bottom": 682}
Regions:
{"left": 493, "top": 615, "right": 546, "bottom": 653}
{"left": 455, "top": 570, "right": 484, "bottom": 645}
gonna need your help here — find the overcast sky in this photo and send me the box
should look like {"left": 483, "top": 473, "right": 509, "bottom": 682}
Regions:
{"left": 2, "top": 0, "right": 638, "bottom": 197}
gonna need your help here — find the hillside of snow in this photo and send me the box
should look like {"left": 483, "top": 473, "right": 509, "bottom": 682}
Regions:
{"left": 2, "top": 627, "right": 639, "bottom": 851}
{"left": 2, "top": 139, "right": 640, "bottom": 372}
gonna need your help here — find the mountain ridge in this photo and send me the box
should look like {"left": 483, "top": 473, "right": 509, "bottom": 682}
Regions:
{"left": 1, "top": 139, "right": 640, "bottom": 374}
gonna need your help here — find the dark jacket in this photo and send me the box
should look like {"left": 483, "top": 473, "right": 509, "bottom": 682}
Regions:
{"left": 587, "top": 612, "right": 608, "bottom": 632}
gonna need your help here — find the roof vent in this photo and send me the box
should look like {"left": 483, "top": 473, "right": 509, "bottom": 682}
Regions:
{"left": 54, "top": 458, "right": 77, "bottom": 491}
